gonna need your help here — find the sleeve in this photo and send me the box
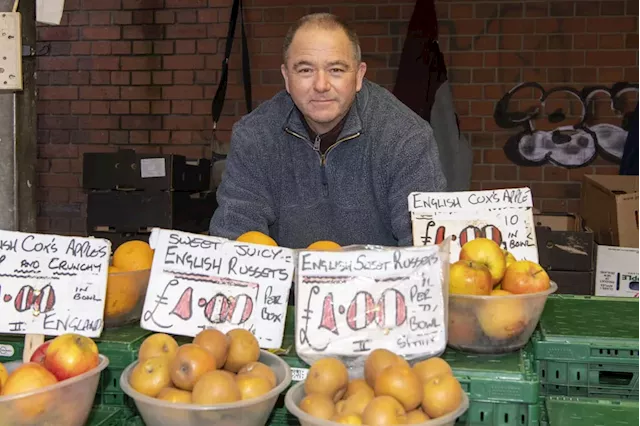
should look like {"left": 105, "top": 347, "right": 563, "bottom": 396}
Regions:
{"left": 209, "top": 123, "right": 277, "bottom": 239}
{"left": 387, "top": 123, "right": 448, "bottom": 246}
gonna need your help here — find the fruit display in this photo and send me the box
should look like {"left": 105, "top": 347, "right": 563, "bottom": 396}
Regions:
{"left": 285, "top": 349, "right": 469, "bottom": 425}
{"left": 448, "top": 238, "right": 557, "bottom": 353}
{"left": 120, "top": 327, "right": 292, "bottom": 426}
{"left": 104, "top": 240, "right": 153, "bottom": 328}
{"left": 0, "top": 333, "right": 108, "bottom": 426}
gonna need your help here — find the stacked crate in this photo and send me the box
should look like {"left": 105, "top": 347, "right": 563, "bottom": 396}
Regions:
{"left": 533, "top": 295, "right": 638, "bottom": 399}
{"left": 83, "top": 149, "right": 216, "bottom": 249}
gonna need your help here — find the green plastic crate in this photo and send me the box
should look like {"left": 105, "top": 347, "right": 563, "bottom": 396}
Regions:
{"left": 0, "top": 333, "right": 25, "bottom": 362}
{"left": 534, "top": 295, "right": 639, "bottom": 397}
{"left": 86, "top": 406, "right": 124, "bottom": 426}
{"left": 444, "top": 346, "right": 539, "bottom": 426}
{"left": 543, "top": 396, "right": 639, "bottom": 426}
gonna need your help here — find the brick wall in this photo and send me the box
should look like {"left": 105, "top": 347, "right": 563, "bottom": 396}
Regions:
{"left": 35, "top": 0, "right": 639, "bottom": 235}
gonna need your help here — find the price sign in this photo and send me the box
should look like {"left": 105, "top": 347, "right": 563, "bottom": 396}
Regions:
{"left": 295, "top": 243, "right": 448, "bottom": 363}
{"left": 0, "top": 230, "right": 110, "bottom": 337}
{"left": 141, "top": 229, "right": 295, "bottom": 348}
{"left": 409, "top": 187, "right": 538, "bottom": 262}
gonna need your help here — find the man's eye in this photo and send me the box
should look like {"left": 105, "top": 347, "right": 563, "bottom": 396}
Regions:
{"left": 330, "top": 68, "right": 345, "bottom": 73}
{"left": 298, "top": 68, "right": 312, "bottom": 74}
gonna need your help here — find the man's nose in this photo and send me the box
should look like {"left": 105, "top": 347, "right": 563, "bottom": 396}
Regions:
{"left": 313, "top": 71, "right": 331, "bottom": 92}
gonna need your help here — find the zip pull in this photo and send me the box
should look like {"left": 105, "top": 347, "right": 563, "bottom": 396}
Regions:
{"left": 313, "top": 134, "right": 321, "bottom": 151}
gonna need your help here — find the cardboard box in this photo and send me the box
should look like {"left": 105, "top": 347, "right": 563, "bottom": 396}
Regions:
{"left": 580, "top": 175, "right": 639, "bottom": 248}
{"left": 534, "top": 213, "right": 595, "bottom": 272}
{"left": 595, "top": 245, "right": 639, "bottom": 297}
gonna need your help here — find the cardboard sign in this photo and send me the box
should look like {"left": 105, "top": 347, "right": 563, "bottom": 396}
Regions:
{"left": 409, "top": 187, "right": 539, "bottom": 262}
{"left": 295, "top": 243, "right": 448, "bottom": 361}
{"left": 141, "top": 229, "right": 295, "bottom": 348}
{"left": 0, "top": 230, "right": 110, "bottom": 337}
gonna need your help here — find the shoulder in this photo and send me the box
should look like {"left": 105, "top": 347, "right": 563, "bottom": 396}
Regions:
{"left": 358, "top": 80, "right": 435, "bottom": 148}
{"left": 234, "top": 89, "right": 293, "bottom": 135}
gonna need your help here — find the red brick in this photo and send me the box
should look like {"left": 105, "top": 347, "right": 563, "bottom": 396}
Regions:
{"left": 485, "top": 52, "right": 534, "bottom": 67}
{"left": 123, "top": 25, "right": 164, "bottom": 39}
{"left": 448, "top": 52, "right": 483, "bottom": 67}
{"left": 472, "top": 69, "right": 496, "bottom": 83}
{"left": 176, "top": 40, "right": 196, "bottom": 54}
{"left": 130, "top": 101, "right": 150, "bottom": 114}
{"left": 535, "top": 51, "right": 585, "bottom": 67}
{"left": 78, "top": 57, "right": 120, "bottom": 70}
{"left": 162, "top": 85, "right": 203, "bottom": 100}
{"left": 91, "top": 41, "right": 112, "bottom": 55}
{"left": 132, "top": 71, "right": 151, "bottom": 85}
{"left": 166, "top": 24, "right": 207, "bottom": 39}
{"left": 121, "top": 56, "right": 161, "bottom": 70}
{"left": 163, "top": 55, "right": 204, "bottom": 69}
{"left": 197, "top": 39, "right": 217, "bottom": 54}
{"left": 70, "top": 42, "right": 92, "bottom": 55}
{"left": 574, "top": 34, "right": 598, "bottom": 49}
{"left": 82, "top": 27, "right": 120, "bottom": 40}
{"left": 154, "top": 41, "right": 175, "bottom": 54}
{"left": 78, "top": 115, "right": 119, "bottom": 129}
{"left": 494, "top": 165, "right": 518, "bottom": 180}
{"left": 121, "top": 86, "right": 162, "bottom": 99}
{"left": 164, "top": 116, "right": 206, "bottom": 130}
{"left": 586, "top": 17, "right": 636, "bottom": 33}
{"left": 536, "top": 17, "right": 585, "bottom": 33}
{"left": 525, "top": 2, "right": 548, "bottom": 17}
{"left": 129, "top": 130, "right": 150, "bottom": 144}
{"left": 68, "top": 12, "right": 89, "bottom": 26}
{"left": 111, "top": 71, "right": 130, "bottom": 85}
{"left": 110, "top": 101, "right": 130, "bottom": 114}
{"left": 39, "top": 87, "right": 78, "bottom": 100}
{"left": 133, "top": 41, "right": 153, "bottom": 54}
{"left": 599, "top": 68, "right": 626, "bottom": 83}
{"left": 151, "top": 101, "right": 171, "bottom": 114}
{"left": 38, "top": 57, "right": 78, "bottom": 71}
{"left": 174, "top": 71, "right": 194, "bottom": 84}
{"left": 39, "top": 144, "right": 79, "bottom": 159}
{"left": 543, "top": 166, "right": 569, "bottom": 181}
{"left": 38, "top": 27, "right": 79, "bottom": 41}
{"left": 111, "top": 41, "right": 132, "bottom": 54}
{"left": 197, "top": 10, "right": 216, "bottom": 23}
{"left": 599, "top": 34, "right": 625, "bottom": 49}
{"left": 90, "top": 71, "right": 111, "bottom": 85}
{"left": 473, "top": 36, "right": 497, "bottom": 50}
{"left": 587, "top": 51, "right": 637, "bottom": 67}
{"left": 153, "top": 71, "right": 173, "bottom": 85}
{"left": 68, "top": 100, "right": 89, "bottom": 114}
{"left": 122, "top": 115, "right": 162, "bottom": 129}
{"left": 39, "top": 174, "right": 79, "bottom": 188}
{"left": 132, "top": 10, "right": 154, "bottom": 24}
{"left": 113, "top": 11, "right": 132, "bottom": 24}
{"left": 89, "top": 11, "right": 111, "bottom": 25}
{"left": 123, "top": 0, "right": 163, "bottom": 8}
{"left": 150, "top": 130, "right": 171, "bottom": 143}
{"left": 79, "top": 86, "right": 119, "bottom": 100}
{"left": 90, "top": 101, "right": 110, "bottom": 114}
{"left": 166, "top": 0, "right": 206, "bottom": 7}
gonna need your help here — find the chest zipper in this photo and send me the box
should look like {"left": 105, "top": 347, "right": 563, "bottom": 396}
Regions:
{"left": 285, "top": 128, "right": 361, "bottom": 196}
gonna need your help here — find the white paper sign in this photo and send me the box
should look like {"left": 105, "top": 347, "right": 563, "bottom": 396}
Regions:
{"left": 0, "top": 230, "right": 110, "bottom": 337}
{"left": 141, "top": 229, "right": 295, "bottom": 348}
{"left": 295, "top": 244, "right": 448, "bottom": 361}
{"left": 409, "top": 187, "right": 538, "bottom": 262}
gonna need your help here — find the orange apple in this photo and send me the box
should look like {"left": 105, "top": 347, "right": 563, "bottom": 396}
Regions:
{"left": 502, "top": 249, "right": 517, "bottom": 269}
{"left": 501, "top": 260, "right": 550, "bottom": 294}
{"left": 0, "top": 362, "right": 8, "bottom": 389}
{"left": 449, "top": 260, "right": 492, "bottom": 295}
{"left": 2, "top": 363, "right": 58, "bottom": 419}
{"left": 44, "top": 333, "right": 99, "bottom": 381}
{"left": 459, "top": 238, "right": 507, "bottom": 285}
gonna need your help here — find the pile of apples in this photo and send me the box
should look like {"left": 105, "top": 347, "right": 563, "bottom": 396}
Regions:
{"left": 129, "top": 327, "right": 278, "bottom": 405}
{"left": 298, "top": 350, "right": 464, "bottom": 425}
{"left": 449, "top": 237, "right": 550, "bottom": 296}
{"left": 448, "top": 238, "right": 551, "bottom": 346}
{"left": 0, "top": 333, "right": 100, "bottom": 419}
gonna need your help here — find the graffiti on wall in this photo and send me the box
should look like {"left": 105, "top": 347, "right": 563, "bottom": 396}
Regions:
{"left": 494, "top": 82, "right": 639, "bottom": 168}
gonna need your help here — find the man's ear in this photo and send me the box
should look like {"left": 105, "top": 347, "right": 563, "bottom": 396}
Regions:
{"left": 281, "top": 64, "right": 290, "bottom": 93}
{"left": 355, "top": 61, "right": 367, "bottom": 92}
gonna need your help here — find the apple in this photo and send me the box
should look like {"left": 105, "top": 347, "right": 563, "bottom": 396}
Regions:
{"left": 459, "top": 238, "right": 506, "bottom": 285}
{"left": 449, "top": 260, "right": 493, "bottom": 295}
{"left": 501, "top": 260, "right": 551, "bottom": 294}
{"left": 44, "top": 333, "right": 99, "bottom": 381}
{"left": 502, "top": 249, "right": 517, "bottom": 269}
{"left": 29, "top": 341, "right": 51, "bottom": 365}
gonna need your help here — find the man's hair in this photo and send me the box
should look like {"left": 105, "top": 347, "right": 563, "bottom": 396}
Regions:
{"left": 282, "top": 13, "right": 362, "bottom": 64}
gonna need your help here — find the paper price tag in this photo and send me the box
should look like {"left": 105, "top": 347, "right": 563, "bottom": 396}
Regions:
{"left": 141, "top": 229, "right": 295, "bottom": 348}
{"left": 0, "top": 230, "right": 110, "bottom": 337}
{"left": 409, "top": 187, "right": 538, "bottom": 262}
{"left": 295, "top": 244, "right": 447, "bottom": 360}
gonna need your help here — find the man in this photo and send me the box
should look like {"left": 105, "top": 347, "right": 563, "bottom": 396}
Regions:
{"left": 209, "top": 13, "right": 447, "bottom": 248}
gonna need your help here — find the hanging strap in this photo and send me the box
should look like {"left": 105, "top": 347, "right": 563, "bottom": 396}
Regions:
{"left": 211, "top": 0, "right": 252, "bottom": 130}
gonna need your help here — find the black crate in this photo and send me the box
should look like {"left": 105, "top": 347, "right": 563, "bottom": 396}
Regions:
{"left": 86, "top": 191, "right": 216, "bottom": 234}
{"left": 534, "top": 213, "right": 595, "bottom": 272}
{"left": 547, "top": 270, "right": 595, "bottom": 295}
{"left": 83, "top": 150, "right": 211, "bottom": 192}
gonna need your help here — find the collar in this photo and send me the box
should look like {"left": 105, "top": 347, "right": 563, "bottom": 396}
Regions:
{"left": 283, "top": 79, "right": 368, "bottom": 141}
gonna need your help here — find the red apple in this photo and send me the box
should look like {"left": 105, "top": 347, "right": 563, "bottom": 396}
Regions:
{"left": 501, "top": 260, "right": 551, "bottom": 294}
{"left": 44, "top": 333, "right": 99, "bottom": 381}
{"left": 30, "top": 341, "right": 51, "bottom": 365}
{"left": 449, "top": 260, "right": 493, "bottom": 295}
{"left": 459, "top": 238, "right": 507, "bottom": 286}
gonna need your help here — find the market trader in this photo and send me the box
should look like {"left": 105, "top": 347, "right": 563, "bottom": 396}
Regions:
{"left": 209, "top": 13, "right": 447, "bottom": 248}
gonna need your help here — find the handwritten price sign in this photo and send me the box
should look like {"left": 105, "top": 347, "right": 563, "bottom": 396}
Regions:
{"left": 141, "top": 229, "right": 295, "bottom": 348}
{"left": 409, "top": 187, "right": 539, "bottom": 262}
{"left": 0, "top": 230, "right": 110, "bottom": 337}
{"left": 295, "top": 243, "right": 448, "bottom": 363}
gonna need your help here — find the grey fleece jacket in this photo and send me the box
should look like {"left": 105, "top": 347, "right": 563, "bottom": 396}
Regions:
{"left": 209, "top": 79, "right": 447, "bottom": 249}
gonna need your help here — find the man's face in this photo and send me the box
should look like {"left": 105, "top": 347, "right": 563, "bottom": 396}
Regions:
{"left": 281, "top": 26, "right": 367, "bottom": 135}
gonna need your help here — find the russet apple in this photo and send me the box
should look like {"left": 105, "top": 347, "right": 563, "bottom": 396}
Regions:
{"left": 170, "top": 344, "right": 217, "bottom": 391}
{"left": 44, "top": 333, "right": 99, "bottom": 381}
{"left": 459, "top": 238, "right": 507, "bottom": 285}
{"left": 502, "top": 260, "right": 550, "bottom": 294}
{"left": 129, "top": 356, "right": 172, "bottom": 397}
{"left": 449, "top": 260, "right": 493, "bottom": 295}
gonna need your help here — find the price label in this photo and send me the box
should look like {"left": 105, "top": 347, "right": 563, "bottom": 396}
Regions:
{"left": 291, "top": 368, "right": 309, "bottom": 382}
{"left": 295, "top": 244, "right": 447, "bottom": 361}
{"left": 141, "top": 229, "right": 295, "bottom": 348}
{"left": 0, "top": 230, "right": 110, "bottom": 337}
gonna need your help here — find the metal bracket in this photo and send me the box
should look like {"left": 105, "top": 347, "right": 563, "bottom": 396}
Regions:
{"left": 0, "top": 11, "right": 23, "bottom": 91}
